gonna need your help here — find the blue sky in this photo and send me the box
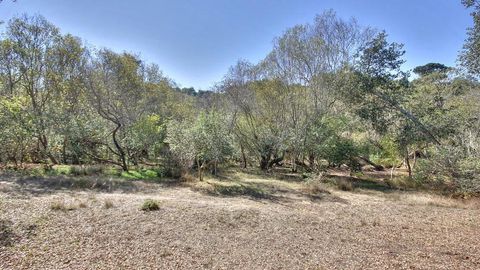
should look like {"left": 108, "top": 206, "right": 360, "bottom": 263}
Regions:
{"left": 0, "top": 0, "right": 473, "bottom": 89}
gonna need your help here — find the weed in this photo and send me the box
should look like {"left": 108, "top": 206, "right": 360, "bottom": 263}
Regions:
{"left": 104, "top": 199, "right": 114, "bottom": 209}
{"left": 141, "top": 199, "right": 160, "bottom": 211}
{"left": 336, "top": 178, "right": 354, "bottom": 191}
{"left": 180, "top": 173, "right": 197, "bottom": 182}
{"left": 303, "top": 178, "right": 330, "bottom": 195}
{"left": 78, "top": 201, "right": 88, "bottom": 208}
{"left": 50, "top": 200, "right": 76, "bottom": 211}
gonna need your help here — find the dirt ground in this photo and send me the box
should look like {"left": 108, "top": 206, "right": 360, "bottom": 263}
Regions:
{"left": 0, "top": 170, "right": 479, "bottom": 270}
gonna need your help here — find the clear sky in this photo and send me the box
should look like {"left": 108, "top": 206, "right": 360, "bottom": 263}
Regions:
{"left": 0, "top": 0, "right": 473, "bottom": 89}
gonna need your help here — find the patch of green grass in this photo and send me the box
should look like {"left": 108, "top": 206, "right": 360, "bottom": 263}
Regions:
{"left": 121, "top": 169, "right": 161, "bottom": 180}
{"left": 52, "top": 165, "right": 71, "bottom": 175}
{"left": 141, "top": 199, "right": 160, "bottom": 211}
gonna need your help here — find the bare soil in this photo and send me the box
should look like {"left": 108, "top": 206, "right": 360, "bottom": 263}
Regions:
{"left": 0, "top": 170, "right": 479, "bottom": 269}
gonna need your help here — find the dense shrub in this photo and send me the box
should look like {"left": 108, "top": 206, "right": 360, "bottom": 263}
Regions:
{"left": 415, "top": 146, "right": 480, "bottom": 195}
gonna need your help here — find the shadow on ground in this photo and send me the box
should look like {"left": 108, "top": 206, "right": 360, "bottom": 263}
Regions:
{"left": 0, "top": 172, "right": 150, "bottom": 197}
{"left": 198, "top": 170, "right": 349, "bottom": 204}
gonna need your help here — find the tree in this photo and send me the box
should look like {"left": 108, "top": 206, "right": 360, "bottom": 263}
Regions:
{"left": 351, "top": 32, "right": 440, "bottom": 146}
{"left": 86, "top": 50, "right": 149, "bottom": 171}
{"left": 166, "top": 111, "right": 232, "bottom": 180}
{"left": 3, "top": 15, "right": 61, "bottom": 164}
{"left": 460, "top": 0, "right": 480, "bottom": 76}
{"left": 413, "top": 63, "right": 450, "bottom": 77}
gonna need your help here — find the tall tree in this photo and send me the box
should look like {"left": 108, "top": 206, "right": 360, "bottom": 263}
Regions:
{"left": 461, "top": 0, "right": 480, "bottom": 76}
{"left": 4, "top": 15, "right": 61, "bottom": 164}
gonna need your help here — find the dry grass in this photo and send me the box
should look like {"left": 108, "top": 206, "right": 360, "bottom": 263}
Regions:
{"left": 180, "top": 172, "right": 197, "bottom": 182}
{"left": 49, "top": 200, "right": 77, "bottom": 211}
{"left": 0, "top": 170, "right": 479, "bottom": 269}
{"left": 78, "top": 201, "right": 88, "bottom": 208}
{"left": 335, "top": 178, "right": 354, "bottom": 191}
{"left": 104, "top": 199, "right": 114, "bottom": 209}
{"left": 302, "top": 179, "right": 331, "bottom": 195}
{"left": 399, "top": 193, "right": 470, "bottom": 208}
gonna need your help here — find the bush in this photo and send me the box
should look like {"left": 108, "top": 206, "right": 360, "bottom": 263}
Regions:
{"left": 415, "top": 146, "right": 480, "bottom": 195}
{"left": 319, "top": 137, "right": 360, "bottom": 170}
{"left": 141, "top": 199, "right": 160, "bottom": 211}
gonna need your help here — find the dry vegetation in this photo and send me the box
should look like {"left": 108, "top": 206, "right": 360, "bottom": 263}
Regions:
{"left": 1, "top": 169, "right": 479, "bottom": 269}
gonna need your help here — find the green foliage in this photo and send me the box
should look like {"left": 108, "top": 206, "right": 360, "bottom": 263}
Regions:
{"left": 319, "top": 137, "right": 359, "bottom": 168}
{"left": 370, "top": 136, "right": 402, "bottom": 167}
{"left": 141, "top": 199, "right": 160, "bottom": 211}
{"left": 413, "top": 63, "right": 450, "bottom": 77}
{"left": 120, "top": 169, "right": 161, "bottom": 180}
{"left": 415, "top": 146, "right": 480, "bottom": 195}
{"left": 166, "top": 110, "right": 233, "bottom": 172}
{"left": 460, "top": 0, "right": 480, "bottom": 76}
{"left": 1, "top": 12, "right": 480, "bottom": 197}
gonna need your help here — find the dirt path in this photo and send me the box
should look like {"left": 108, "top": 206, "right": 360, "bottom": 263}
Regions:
{"left": 0, "top": 172, "right": 479, "bottom": 269}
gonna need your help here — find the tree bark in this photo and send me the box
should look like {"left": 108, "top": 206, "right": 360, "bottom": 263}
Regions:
{"left": 196, "top": 157, "right": 204, "bottom": 181}
{"left": 405, "top": 148, "right": 412, "bottom": 178}
{"left": 39, "top": 135, "right": 58, "bottom": 164}
{"left": 112, "top": 123, "right": 128, "bottom": 171}
{"left": 357, "top": 156, "right": 384, "bottom": 171}
{"left": 309, "top": 154, "right": 315, "bottom": 171}
{"left": 240, "top": 144, "right": 247, "bottom": 169}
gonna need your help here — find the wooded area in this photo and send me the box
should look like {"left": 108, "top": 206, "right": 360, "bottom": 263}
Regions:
{"left": 1, "top": 4, "right": 480, "bottom": 195}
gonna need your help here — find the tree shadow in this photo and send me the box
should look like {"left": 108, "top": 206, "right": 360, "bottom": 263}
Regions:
{"left": 231, "top": 167, "right": 306, "bottom": 183}
{"left": 0, "top": 172, "right": 155, "bottom": 197}
{"left": 325, "top": 174, "right": 396, "bottom": 193}
{"left": 199, "top": 171, "right": 349, "bottom": 205}
{"left": 0, "top": 219, "right": 19, "bottom": 247}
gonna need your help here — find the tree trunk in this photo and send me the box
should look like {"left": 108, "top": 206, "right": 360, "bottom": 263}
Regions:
{"left": 112, "top": 123, "right": 128, "bottom": 171}
{"left": 260, "top": 155, "right": 270, "bottom": 170}
{"left": 357, "top": 156, "right": 384, "bottom": 171}
{"left": 291, "top": 155, "right": 297, "bottom": 173}
{"left": 405, "top": 148, "right": 412, "bottom": 178}
{"left": 39, "top": 135, "right": 58, "bottom": 164}
{"left": 309, "top": 154, "right": 315, "bottom": 171}
{"left": 196, "top": 157, "right": 203, "bottom": 181}
{"left": 240, "top": 144, "right": 247, "bottom": 169}
{"left": 62, "top": 136, "right": 68, "bottom": 164}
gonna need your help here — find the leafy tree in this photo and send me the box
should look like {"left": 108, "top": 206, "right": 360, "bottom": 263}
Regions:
{"left": 167, "top": 111, "right": 232, "bottom": 180}
{"left": 3, "top": 15, "right": 61, "bottom": 164}
{"left": 86, "top": 50, "right": 155, "bottom": 171}
{"left": 460, "top": 0, "right": 480, "bottom": 76}
{"left": 413, "top": 63, "right": 450, "bottom": 77}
